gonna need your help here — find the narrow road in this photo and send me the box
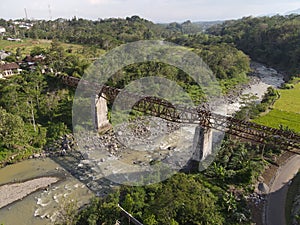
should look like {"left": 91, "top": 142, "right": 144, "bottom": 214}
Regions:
{"left": 266, "top": 155, "right": 300, "bottom": 225}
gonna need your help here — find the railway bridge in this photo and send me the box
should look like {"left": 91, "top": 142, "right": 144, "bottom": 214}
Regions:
{"left": 60, "top": 74, "right": 300, "bottom": 164}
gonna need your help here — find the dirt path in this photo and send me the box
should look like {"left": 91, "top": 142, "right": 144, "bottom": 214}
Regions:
{"left": 0, "top": 177, "right": 60, "bottom": 209}
{"left": 266, "top": 155, "right": 300, "bottom": 225}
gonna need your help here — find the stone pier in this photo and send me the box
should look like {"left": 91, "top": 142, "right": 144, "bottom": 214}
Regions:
{"left": 91, "top": 94, "right": 110, "bottom": 131}
{"left": 192, "top": 126, "right": 213, "bottom": 168}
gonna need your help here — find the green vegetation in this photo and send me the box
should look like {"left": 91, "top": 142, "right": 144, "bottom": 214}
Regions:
{"left": 254, "top": 110, "right": 300, "bottom": 133}
{"left": 286, "top": 171, "right": 300, "bottom": 225}
{"left": 0, "top": 15, "right": 299, "bottom": 225}
{"left": 234, "top": 87, "right": 279, "bottom": 121}
{"left": 0, "top": 40, "right": 95, "bottom": 165}
{"left": 0, "top": 16, "right": 251, "bottom": 93}
{"left": 0, "top": 39, "right": 104, "bottom": 60}
{"left": 23, "top": 16, "right": 172, "bottom": 50}
{"left": 57, "top": 138, "right": 272, "bottom": 225}
{"left": 167, "top": 34, "right": 251, "bottom": 92}
{"left": 274, "top": 79, "right": 300, "bottom": 113}
{"left": 253, "top": 79, "right": 300, "bottom": 133}
{"left": 208, "top": 14, "right": 300, "bottom": 76}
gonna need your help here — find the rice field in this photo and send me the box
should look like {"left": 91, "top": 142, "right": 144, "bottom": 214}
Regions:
{"left": 253, "top": 79, "right": 300, "bottom": 133}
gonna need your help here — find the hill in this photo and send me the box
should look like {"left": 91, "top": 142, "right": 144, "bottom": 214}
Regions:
{"left": 284, "top": 8, "right": 300, "bottom": 15}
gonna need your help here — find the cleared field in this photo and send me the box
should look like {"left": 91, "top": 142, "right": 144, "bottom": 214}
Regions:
{"left": 274, "top": 82, "right": 300, "bottom": 114}
{"left": 0, "top": 39, "right": 51, "bottom": 51}
{"left": 254, "top": 109, "right": 300, "bottom": 132}
{"left": 253, "top": 79, "right": 300, "bottom": 133}
{"left": 0, "top": 38, "right": 104, "bottom": 58}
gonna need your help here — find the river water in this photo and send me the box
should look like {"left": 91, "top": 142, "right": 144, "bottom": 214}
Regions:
{"left": 0, "top": 63, "right": 285, "bottom": 225}
{"left": 0, "top": 158, "right": 93, "bottom": 225}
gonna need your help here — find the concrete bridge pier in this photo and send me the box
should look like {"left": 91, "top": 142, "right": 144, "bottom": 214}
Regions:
{"left": 192, "top": 126, "right": 213, "bottom": 170}
{"left": 91, "top": 94, "right": 110, "bottom": 131}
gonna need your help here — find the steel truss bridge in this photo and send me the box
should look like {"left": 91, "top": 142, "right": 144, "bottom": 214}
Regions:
{"left": 59, "top": 74, "right": 300, "bottom": 151}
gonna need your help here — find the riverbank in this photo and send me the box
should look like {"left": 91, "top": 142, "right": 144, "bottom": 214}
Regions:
{"left": 0, "top": 62, "right": 290, "bottom": 224}
{"left": 0, "top": 176, "right": 61, "bottom": 209}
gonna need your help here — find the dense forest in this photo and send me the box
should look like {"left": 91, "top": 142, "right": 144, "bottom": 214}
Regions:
{"left": 0, "top": 14, "right": 298, "bottom": 225}
{"left": 207, "top": 14, "right": 300, "bottom": 76}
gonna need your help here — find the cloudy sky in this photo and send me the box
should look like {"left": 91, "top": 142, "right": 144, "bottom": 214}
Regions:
{"left": 0, "top": 0, "right": 299, "bottom": 22}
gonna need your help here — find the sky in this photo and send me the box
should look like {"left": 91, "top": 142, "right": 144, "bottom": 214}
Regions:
{"left": 0, "top": 0, "right": 299, "bottom": 22}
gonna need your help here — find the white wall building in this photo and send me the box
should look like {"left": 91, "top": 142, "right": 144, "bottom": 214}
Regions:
{"left": 0, "top": 27, "right": 6, "bottom": 33}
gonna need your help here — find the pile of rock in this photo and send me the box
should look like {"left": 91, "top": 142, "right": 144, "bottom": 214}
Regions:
{"left": 114, "top": 116, "right": 182, "bottom": 151}
{"left": 247, "top": 192, "right": 265, "bottom": 206}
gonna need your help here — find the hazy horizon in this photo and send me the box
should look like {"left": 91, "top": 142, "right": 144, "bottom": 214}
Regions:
{"left": 0, "top": 0, "right": 299, "bottom": 23}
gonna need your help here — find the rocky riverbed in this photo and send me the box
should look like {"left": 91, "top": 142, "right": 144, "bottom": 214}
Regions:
{"left": 75, "top": 116, "right": 197, "bottom": 185}
{"left": 0, "top": 62, "right": 287, "bottom": 224}
{"left": 226, "top": 62, "right": 285, "bottom": 115}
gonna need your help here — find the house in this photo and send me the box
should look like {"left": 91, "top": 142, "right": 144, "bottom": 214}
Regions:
{"left": 19, "top": 23, "right": 33, "bottom": 29}
{"left": 7, "top": 38, "right": 22, "bottom": 42}
{"left": 0, "top": 62, "right": 22, "bottom": 78}
{"left": 23, "top": 54, "right": 46, "bottom": 64}
{"left": 0, "top": 50, "right": 10, "bottom": 60}
{"left": 0, "top": 27, "right": 6, "bottom": 33}
{"left": 22, "top": 54, "right": 46, "bottom": 72}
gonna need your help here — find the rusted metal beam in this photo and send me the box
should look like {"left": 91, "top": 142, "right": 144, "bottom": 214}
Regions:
{"left": 58, "top": 74, "right": 300, "bottom": 150}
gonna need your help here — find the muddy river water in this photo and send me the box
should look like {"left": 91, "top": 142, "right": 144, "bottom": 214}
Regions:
{"left": 0, "top": 158, "right": 93, "bottom": 225}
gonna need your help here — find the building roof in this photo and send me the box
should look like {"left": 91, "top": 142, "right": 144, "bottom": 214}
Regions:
{"left": 0, "top": 52, "right": 10, "bottom": 60}
{"left": 23, "top": 55, "right": 45, "bottom": 63}
{"left": 0, "top": 62, "right": 19, "bottom": 71}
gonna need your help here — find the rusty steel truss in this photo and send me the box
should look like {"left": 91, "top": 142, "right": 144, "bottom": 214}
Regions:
{"left": 59, "top": 74, "right": 300, "bottom": 151}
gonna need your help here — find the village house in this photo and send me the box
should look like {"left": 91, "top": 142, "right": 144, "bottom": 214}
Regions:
{"left": 22, "top": 54, "right": 48, "bottom": 73}
{"left": 0, "top": 27, "right": 6, "bottom": 34}
{"left": 0, "top": 62, "right": 22, "bottom": 78}
{"left": 12, "top": 21, "right": 34, "bottom": 30}
{"left": 0, "top": 50, "right": 10, "bottom": 60}
{"left": 7, "top": 37, "right": 22, "bottom": 42}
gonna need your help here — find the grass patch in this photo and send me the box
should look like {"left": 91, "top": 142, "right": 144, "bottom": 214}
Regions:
{"left": 274, "top": 81, "right": 300, "bottom": 114}
{"left": 0, "top": 39, "right": 52, "bottom": 53}
{"left": 253, "top": 79, "right": 300, "bottom": 133}
{"left": 286, "top": 171, "right": 300, "bottom": 225}
{"left": 253, "top": 109, "right": 300, "bottom": 133}
{"left": 0, "top": 38, "right": 105, "bottom": 58}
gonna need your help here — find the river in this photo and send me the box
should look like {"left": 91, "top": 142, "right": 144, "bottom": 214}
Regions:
{"left": 0, "top": 158, "right": 93, "bottom": 225}
{"left": 0, "top": 63, "right": 285, "bottom": 225}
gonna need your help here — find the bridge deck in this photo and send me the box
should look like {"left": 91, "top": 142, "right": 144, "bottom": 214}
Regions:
{"left": 59, "top": 74, "right": 300, "bottom": 151}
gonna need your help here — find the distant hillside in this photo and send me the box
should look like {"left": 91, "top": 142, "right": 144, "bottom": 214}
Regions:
{"left": 193, "top": 20, "right": 224, "bottom": 31}
{"left": 207, "top": 14, "right": 300, "bottom": 76}
{"left": 21, "top": 16, "right": 180, "bottom": 50}
{"left": 159, "top": 20, "right": 224, "bottom": 35}
{"left": 284, "top": 8, "right": 300, "bottom": 15}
